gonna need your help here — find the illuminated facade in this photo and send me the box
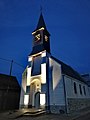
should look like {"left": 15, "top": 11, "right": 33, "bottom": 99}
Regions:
{"left": 20, "top": 13, "right": 90, "bottom": 113}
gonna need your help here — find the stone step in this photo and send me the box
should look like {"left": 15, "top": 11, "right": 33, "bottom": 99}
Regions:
{"left": 23, "top": 110, "right": 46, "bottom": 116}
{"left": 8, "top": 109, "right": 46, "bottom": 119}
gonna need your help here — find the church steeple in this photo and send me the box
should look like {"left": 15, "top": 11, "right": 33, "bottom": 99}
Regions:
{"left": 36, "top": 13, "right": 47, "bottom": 30}
{"left": 30, "top": 13, "right": 50, "bottom": 55}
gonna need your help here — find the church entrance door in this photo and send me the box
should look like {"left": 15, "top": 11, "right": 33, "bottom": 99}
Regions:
{"left": 34, "top": 92, "right": 40, "bottom": 109}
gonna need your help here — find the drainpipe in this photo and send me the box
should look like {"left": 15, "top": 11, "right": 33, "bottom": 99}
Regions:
{"left": 62, "top": 75, "right": 68, "bottom": 113}
{"left": 46, "top": 56, "right": 50, "bottom": 112}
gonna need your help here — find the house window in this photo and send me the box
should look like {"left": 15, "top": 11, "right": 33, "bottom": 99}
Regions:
{"left": 79, "top": 84, "right": 82, "bottom": 95}
{"left": 83, "top": 86, "right": 86, "bottom": 95}
{"left": 74, "top": 82, "right": 77, "bottom": 94}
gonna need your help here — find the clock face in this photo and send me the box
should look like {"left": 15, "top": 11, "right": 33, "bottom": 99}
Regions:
{"left": 45, "top": 35, "right": 48, "bottom": 42}
{"left": 35, "top": 34, "right": 40, "bottom": 42}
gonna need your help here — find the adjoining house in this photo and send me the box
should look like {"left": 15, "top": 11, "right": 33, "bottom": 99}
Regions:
{"left": 0, "top": 73, "right": 20, "bottom": 111}
{"left": 19, "top": 13, "right": 90, "bottom": 113}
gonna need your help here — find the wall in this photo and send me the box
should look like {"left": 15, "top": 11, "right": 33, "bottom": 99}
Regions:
{"left": 0, "top": 89, "right": 20, "bottom": 111}
{"left": 68, "top": 98, "right": 90, "bottom": 113}
{"left": 49, "top": 58, "right": 65, "bottom": 113}
{"left": 19, "top": 68, "right": 27, "bottom": 108}
{"left": 0, "top": 74, "right": 20, "bottom": 111}
{"left": 64, "top": 75, "right": 90, "bottom": 113}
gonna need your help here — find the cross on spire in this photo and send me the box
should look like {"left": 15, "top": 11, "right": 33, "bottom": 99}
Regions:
{"left": 40, "top": 5, "right": 43, "bottom": 13}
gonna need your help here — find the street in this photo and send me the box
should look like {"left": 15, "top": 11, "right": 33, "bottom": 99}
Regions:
{"left": 74, "top": 112, "right": 90, "bottom": 120}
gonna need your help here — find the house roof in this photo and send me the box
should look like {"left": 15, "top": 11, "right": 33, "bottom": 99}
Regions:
{"left": 0, "top": 73, "right": 20, "bottom": 90}
{"left": 51, "top": 56, "right": 86, "bottom": 84}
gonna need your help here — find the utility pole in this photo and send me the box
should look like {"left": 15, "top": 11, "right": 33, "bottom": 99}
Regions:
{"left": 10, "top": 60, "right": 13, "bottom": 76}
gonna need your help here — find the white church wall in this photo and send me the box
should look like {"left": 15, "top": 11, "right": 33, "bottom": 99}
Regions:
{"left": 41, "top": 63, "right": 46, "bottom": 84}
{"left": 27, "top": 67, "right": 31, "bottom": 86}
{"left": 63, "top": 76, "right": 73, "bottom": 98}
{"left": 64, "top": 75, "right": 90, "bottom": 99}
{"left": 49, "top": 58, "right": 65, "bottom": 113}
{"left": 19, "top": 68, "right": 27, "bottom": 108}
{"left": 64, "top": 75, "right": 90, "bottom": 113}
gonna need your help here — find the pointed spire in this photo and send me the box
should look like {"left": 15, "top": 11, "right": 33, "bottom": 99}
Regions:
{"left": 36, "top": 13, "right": 47, "bottom": 30}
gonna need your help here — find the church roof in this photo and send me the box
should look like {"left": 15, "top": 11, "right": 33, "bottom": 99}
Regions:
{"left": 51, "top": 56, "right": 86, "bottom": 84}
{"left": 36, "top": 13, "right": 47, "bottom": 30}
{"left": 0, "top": 73, "right": 20, "bottom": 90}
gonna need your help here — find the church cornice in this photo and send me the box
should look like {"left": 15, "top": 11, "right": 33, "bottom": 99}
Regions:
{"left": 32, "top": 27, "right": 44, "bottom": 35}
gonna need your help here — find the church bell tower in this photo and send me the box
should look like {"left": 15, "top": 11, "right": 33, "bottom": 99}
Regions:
{"left": 30, "top": 13, "right": 50, "bottom": 55}
{"left": 20, "top": 13, "right": 51, "bottom": 110}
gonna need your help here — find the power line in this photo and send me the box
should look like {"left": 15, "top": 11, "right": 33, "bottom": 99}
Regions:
{"left": 13, "top": 61, "right": 25, "bottom": 68}
{"left": 0, "top": 57, "right": 11, "bottom": 62}
{"left": 0, "top": 57, "right": 25, "bottom": 69}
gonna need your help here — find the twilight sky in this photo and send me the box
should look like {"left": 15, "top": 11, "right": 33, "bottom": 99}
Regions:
{"left": 0, "top": 0, "right": 90, "bottom": 85}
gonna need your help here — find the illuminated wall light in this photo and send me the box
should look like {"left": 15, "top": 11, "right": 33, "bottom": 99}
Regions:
{"left": 39, "top": 27, "right": 44, "bottom": 31}
{"left": 31, "top": 50, "right": 46, "bottom": 57}
{"left": 41, "top": 63, "right": 46, "bottom": 84}
{"left": 40, "top": 94, "right": 46, "bottom": 105}
{"left": 27, "top": 67, "right": 31, "bottom": 85}
{"left": 32, "top": 52, "right": 41, "bottom": 57}
{"left": 30, "top": 78, "right": 39, "bottom": 84}
{"left": 24, "top": 95, "right": 29, "bottom": 105}
{"left": 45, "top": 35, "right": 48, "bottom": 42}
{"left": 42, "top": 52, "right": 46, "bottom": 57}
{"left": 49, "top": 58, "right": 52, "bottom": 67}
{"left": 32, "top": 27, "right": 45, "bottom": 35}
{"left": 52, "top": 61, "right": 62, "bottom": 90}
{"left": 28, "top": 57, "right": 32, "bottom": 62}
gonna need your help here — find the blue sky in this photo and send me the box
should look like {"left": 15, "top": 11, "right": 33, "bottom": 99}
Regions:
{"left": 0, "top": 0, "right": 90, "bottom": 84}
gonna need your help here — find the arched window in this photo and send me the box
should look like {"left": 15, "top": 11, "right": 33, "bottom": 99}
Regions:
{"left": 74, "top": 82, "right": 77, "bottom": 94}
{"left": 83, "top": 86, "right": 86, "bottom": 95}
{"left": 79, "top": 84, "right": 82, "bottom": 95}
{"left": 31, "top": 55, "right": 41, "bottom": 76}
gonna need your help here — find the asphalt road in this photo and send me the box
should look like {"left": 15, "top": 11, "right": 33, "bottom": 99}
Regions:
{"left": 1, "top": 109, "right": 90, "bottom": 120}
{"left": 15, "top": 113, "right": 90, "bottom": 120}
{"left": 74, "top": 112, "right": 90, "bottom": 120}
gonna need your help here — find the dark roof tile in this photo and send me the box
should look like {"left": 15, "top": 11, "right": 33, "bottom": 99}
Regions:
{"left": 51, "top": 56, "right": 86, "bottom": 83}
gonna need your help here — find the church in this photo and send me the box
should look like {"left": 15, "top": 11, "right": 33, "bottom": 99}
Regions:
{"left": 20, "top": 13, "right": 90, "bottom": 113}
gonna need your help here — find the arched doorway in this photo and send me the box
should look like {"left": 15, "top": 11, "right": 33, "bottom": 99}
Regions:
{"left": 29, "top": 79, "right": 41, "bottom": 108}
{"left": 34, "top": 92, "right": 40, "bottom": 109}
